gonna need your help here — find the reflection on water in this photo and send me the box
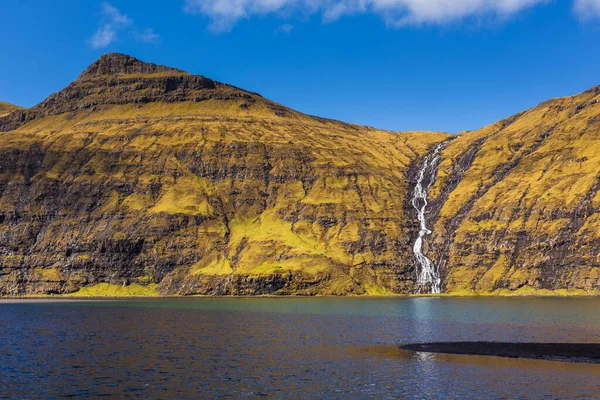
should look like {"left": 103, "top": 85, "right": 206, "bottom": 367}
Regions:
{"left": 1, "top": 297, "right": 600, "bottom": 398}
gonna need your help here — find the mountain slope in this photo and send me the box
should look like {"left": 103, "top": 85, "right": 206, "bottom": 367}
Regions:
{"left": 427, "top": 86, "right": 600, "bottom": 295}
{"left": 0, "top": 53, "right": 449, "bottom": 296}
{"left": 0, "top": 101, "right": 22, "bottom": 118}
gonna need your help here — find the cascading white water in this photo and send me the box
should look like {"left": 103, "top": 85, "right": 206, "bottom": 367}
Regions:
{"left": 411, "top": 142, "right": 448, "bottom": 294}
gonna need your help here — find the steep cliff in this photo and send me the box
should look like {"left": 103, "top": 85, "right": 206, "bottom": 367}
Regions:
{"left": 427, "top": 86, "right": 600, "bottom": 295}
{"left": 0, "top": 53, "right": 449, "bottom": 296}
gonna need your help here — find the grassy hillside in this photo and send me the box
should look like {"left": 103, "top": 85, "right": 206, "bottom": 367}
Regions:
{"left": 428, "top": 86, "right": 600, "bottom": 295}
{"left": 0, "top": 101, "right": 22, "bottom": 118}
{"left": 0, "top": 53, "right": 449, "bottom": 296}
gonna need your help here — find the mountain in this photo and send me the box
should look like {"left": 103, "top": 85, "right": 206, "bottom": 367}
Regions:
{"left": 0, "top": 53, "right": 449, "bottom": 296}
{"left": 428, "top": 85, "right": 600, "bottom": 295}
{"left": 0, "top": 101, "right": 22, "bottom": 118}
{"left": 1, "top": 53, "right": 598, "bottom": 297}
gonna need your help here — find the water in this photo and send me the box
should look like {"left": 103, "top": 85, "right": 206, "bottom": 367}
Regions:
{"left": 1, "top": 297, "right": 599, "bottom": 398}
{"left": 411, "top": 142, "right": 448, "bottom": 294}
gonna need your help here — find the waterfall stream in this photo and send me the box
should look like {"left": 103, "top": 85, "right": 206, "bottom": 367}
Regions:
{"left": 411, "top": 142, "right": 448, "bottom": 294}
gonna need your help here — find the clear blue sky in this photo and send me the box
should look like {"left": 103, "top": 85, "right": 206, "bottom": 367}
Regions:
{"left": 1, "top": 0, "right": 599, "bottom": 133}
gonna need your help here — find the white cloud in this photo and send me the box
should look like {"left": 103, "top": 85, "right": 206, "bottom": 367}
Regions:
{"left": 277, "top": 23, "right": 295, "bottom": 33}
{"left": 184, "top": 0, "right": 551, "bottom": 31}
{"left": 89, "top": 3, "right": 159, "bottom": 48}
{"left": 573, "top": 0, "right": 600, "bottom": 19}
{"left": 90, "top": 24, "right": 118, "bottom": 48}
{"left": 89, "top": 3, "right": 131, "bottom": 48}
{"left": 101, "top": 2, "right": 132, "bottom": 26}
{"left": 134, "top": 28, "right": 161, "bottom": 43}
{"left": 369, "top": 0, "right": 548, "bottom": 27}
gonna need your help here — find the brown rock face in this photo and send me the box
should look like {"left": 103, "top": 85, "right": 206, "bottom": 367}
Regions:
{"left": 0, "top": 53, "right": 449, "bottom": 296}
{"left": 76, "top": 53, "right": 187, "bottom": 79}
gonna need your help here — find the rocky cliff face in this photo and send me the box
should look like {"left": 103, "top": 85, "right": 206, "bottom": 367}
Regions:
{"left": 0, "top": 53, "right": 449, "bottom": 296}
{"left": 426, "top": 86, "right": 600, "bottom": 295}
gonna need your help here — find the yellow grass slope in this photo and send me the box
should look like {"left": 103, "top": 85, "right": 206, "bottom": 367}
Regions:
{"left": 429, "top": 86, "right": 600, "bottom": 295}
{"left": 0, "top": 101, "right": 22, "bottom": 118}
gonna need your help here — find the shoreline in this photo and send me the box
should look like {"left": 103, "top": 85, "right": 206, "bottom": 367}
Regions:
{"left": 2, "top": 283, "right": 598, "bottom": 300}
{"left": 4, "top": 281, "right": 597, "bottom": 299}
{"left": 2, "top": 293, "right": 599, "bottom": 301}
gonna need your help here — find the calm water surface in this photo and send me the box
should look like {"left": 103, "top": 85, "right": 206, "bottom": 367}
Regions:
{"left": 1, "top": 297, "right": 600, "bottom": 398}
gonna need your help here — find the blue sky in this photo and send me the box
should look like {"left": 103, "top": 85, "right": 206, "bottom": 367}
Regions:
{"left": 0, "top": 0, "right": 599, "bottom": 133}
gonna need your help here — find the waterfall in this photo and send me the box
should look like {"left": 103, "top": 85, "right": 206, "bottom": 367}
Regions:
{"left": 411, "top": 141, "right": 448, "bottom": 294}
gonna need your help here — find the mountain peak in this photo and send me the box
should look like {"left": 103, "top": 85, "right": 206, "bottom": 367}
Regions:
{"left": 76, "top": 53, "right": 187, "bottom": 81}
{"left": 0, "top": 53, "right": 269, "bottom": 132}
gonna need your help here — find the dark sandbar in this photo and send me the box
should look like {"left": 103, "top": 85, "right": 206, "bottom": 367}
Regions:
{"left": 400, "top": 342, "right": 600, "bottom": 364}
